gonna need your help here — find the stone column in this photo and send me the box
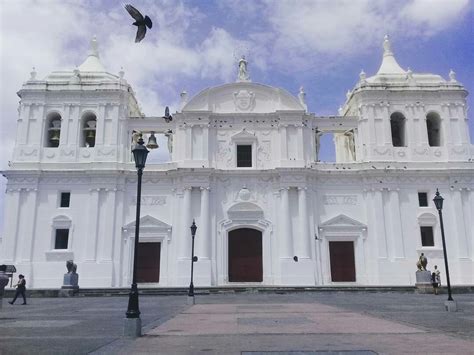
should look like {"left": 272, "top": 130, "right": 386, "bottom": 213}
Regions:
{"left": 95, "top": 104, "right": 106, "bottom": 146}
{"left": 279, "top": 187, "right": 293, "bottom": 258}
{"left": 405, "top": 104, "right": 415, "bottom": 149}
{"left": 296, "top": 187, "right": 311, "bottom": 258}
{"left": 185, "top": 126, "right": 192, "bottom": 160}
{"left": 388, "top": 189, "right": 405, "bottom": 258}
{"left": 59, "top": 104, "right": 71, "bottom": 146}
{"left": 17, "top": 104, "right": 30, "bottom": 145}
{"left": 280, "top": 124, "right": 288, "bottom": 160}
{"left": 468, "top": 188, "right": 474, "bottom": 260}
{"left": 452, "top": 188, "right": 468, "bottom": 258}
{"left": 179, "top": 187, "right": 192, "bottom": 259}
{"left": 441, "top": 104, "right": 453, "bottom": 146}
{"left": 373, "top": 188, "right": 388, "bottom": 258}
{"left": 381, "top": 103, "right": 392, "bottom": 146}
{"left": 416, "top": 104, "right": 428, "bottom": 145}
{"left": 197, "top": 187, "right": 210, "bottom": 259}
{"left": 99, "top": 188, "right": 117, "bottom": 262}
{"left": 85, "top": 188, "right": 100, "bottom": 261}
{"left": 0, "top": 189, "right": 21, "bottom": 262}
{"left": 20, "top": 189, "right": 39, "bottom": 262}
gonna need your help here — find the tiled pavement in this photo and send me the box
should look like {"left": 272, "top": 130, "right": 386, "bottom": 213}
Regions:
{"left": 0, "top": 292, "right": 473, "bottom": 354}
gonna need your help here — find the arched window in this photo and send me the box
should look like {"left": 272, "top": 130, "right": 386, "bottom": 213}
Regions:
{"left": 45, "top": 112, "right": 62, "bottom": 147}
{"left": 426, "top": 112, "right": 442, "bottom": 147}
{"left": 390, "top": 112, "right": 406, "bottom": 147}
{"left": 81, "top": 112, "right": 97, "bottom": 147}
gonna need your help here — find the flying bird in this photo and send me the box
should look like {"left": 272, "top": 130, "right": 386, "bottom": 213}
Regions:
{"left": 163, "top": 106, "right": 172, "bottom": 122}
{"left": 124, "top": 4, "right": 153, "bottom": 43}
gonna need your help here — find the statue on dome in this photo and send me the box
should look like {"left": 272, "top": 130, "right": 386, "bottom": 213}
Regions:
{"left": 237, "top": 55, "right": 250, "bottom": 82}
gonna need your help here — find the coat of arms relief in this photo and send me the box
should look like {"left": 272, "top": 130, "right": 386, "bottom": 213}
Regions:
{"left": 233, "top": 90, "right": 255, "bottom": 111}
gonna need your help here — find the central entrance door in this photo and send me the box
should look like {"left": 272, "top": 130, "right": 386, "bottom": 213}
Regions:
{"left": 329, "top": 241, "right": 356, "bottom": 282}
{"left": 228, "top": 228, "right": 263, "bottom": 282}
{"left": 137, "top": 242, "right": 161, "bottom": 283}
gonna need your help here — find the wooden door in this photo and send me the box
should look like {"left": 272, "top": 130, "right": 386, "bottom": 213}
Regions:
{"left": 137, "top": 242, "right": 160, "bottom": 283}
{"left": 228, "top": 228, "right": 263, "bottom": 282}
{"left": 329, "top": 241, "right": 356, "bottom": 282}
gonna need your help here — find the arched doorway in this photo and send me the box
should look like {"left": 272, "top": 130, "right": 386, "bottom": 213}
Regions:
{"left": 228, "top": 228, "right": 263, "bottom": 282}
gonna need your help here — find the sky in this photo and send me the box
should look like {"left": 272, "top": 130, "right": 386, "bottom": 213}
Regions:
{"left": 0, "top": 0, "right": 473, "bottom": 234}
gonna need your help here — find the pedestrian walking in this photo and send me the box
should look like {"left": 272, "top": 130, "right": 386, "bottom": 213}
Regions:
{"left": 9, "top": 274, "right": 27, "bottom": 305}
{"left": 431, "top": 265, "right": 441, "bottom": 295}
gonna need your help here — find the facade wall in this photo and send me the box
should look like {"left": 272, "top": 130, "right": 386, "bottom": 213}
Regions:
{"left": 1, "top": 54, "right": 473, "bottom": 289}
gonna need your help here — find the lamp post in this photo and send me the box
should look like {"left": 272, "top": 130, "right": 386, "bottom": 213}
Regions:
{"left": 188, "top": 220, "right": 198, "bottom": 297}
{"left": 433, "top": 189, "right": 455, "bottom": 309}
{"left": 124, "top": 136, "right": 149, "bottom": 336}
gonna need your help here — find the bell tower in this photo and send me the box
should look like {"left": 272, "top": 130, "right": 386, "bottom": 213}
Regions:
{"left": 342, "top": 35, "right": 470, "bottom": 163}
{"left": 13, "top": 37, "right": 142, "bottom": 167}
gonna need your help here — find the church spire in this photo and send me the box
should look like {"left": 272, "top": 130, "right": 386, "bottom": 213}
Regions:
{"left": 78, "top": 36, "right": 106, "bottom": 72}
{"left": 376, "top": 35, "right": 405, "bottom": 75}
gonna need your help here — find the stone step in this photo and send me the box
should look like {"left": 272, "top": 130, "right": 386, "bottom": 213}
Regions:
{"left": 2, "top": 285, "right": 473, "bottom": 298}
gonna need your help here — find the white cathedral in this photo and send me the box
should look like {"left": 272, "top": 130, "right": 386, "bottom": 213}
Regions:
{"left": 1, "top": 36, "right": 473, "bottom": 289}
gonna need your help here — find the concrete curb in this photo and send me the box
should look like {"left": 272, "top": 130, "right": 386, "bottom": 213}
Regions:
{"left": 3, "top": 285, "right": 474, "bottom": 297}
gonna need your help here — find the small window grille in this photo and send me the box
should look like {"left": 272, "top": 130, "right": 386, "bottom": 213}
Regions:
{"left": 237, "top": 145, "right": 252, "bottom": 167}
{"left": 420, "top": 226, "right": 434, "bottom": 247}
{"left": 60, "top": 192, "right": 71, "bottom": 208}
{"left": 418, "top": 192, "right": 428, "bottom": 207}
{"left": 55, "top": 229, "right": 69, "bottom": 249}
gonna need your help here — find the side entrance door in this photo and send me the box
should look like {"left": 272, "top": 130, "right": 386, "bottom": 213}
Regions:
{"left": 329, "top": 241, "right": 356, "bottom": 282}
{"left": 137, "top": 242, "right": 161, "bottom": 283}
{"left": 228, "top": 228, "right": 263, "bottom": 282}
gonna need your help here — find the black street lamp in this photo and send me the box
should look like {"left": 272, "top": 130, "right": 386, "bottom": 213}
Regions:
{"left": 126, "top": 136, "right": 149, "bottom": 322}
{"left": 433, "top": 189, "right": 454, "bottom": 302}
{"left": 188, "top": 220, "right": 198, "bottom": 297}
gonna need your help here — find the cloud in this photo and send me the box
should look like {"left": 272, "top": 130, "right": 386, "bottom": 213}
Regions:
{"left": 0, "top": 0, "right": 471, "bottom": 235}
{"left": 400, "top": 0, "right": 470, "bottom": 33}
{"left": 230, "top": 0, "right": 471, "bottom": 72}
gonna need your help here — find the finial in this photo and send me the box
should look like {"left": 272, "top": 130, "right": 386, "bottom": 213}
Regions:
{"left": 298, "top": 86, "right": 307, "bottom": 111}
{"left": 88, "top": 35, "right": 99, "bottom": 57}
{"left": 383, "top": 34, "right": 393, "bottom": 56}
{"left": 359, "top": 69, "right": 366, "bottom": 82}
{"left": 237, "top": 55, "right": 250, "bottom": 82}
{"left": 346, "top": 90, "right": 351, "bottom": 100}
{"left": 119, "top": 67, "right": 125, "bottom": 79}
{"left": 180, "top": 90, "right": 188, "bottom": 110}
{"left": 338, "top": 106, "right": 343, "bottom": 115}
{"left": 376, "top": 34, "right": 405, "bottom": 75}
{"left": 406, "top": 67, "right": 413, "bottom": 79}
{"left": 30, "top": 67, "right": 37, "bottom": 80}
{"left": 449, "top": 69, "right": 457, "bottom": 82}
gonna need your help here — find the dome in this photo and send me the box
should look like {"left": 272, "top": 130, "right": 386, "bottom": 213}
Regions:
{"left": 182, "top": 82, "right": 305, "bottom": 114}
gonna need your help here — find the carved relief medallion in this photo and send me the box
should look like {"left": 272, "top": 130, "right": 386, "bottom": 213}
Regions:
{"left": 233, "top": 90, "right": 255, "bottom": 111}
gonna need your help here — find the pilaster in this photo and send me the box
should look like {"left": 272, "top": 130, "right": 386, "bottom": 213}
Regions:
{"left": 296, "top": 187, "right": 311, "bottom": 258}
{"left": 279, "top": 187, "right": 293, "bottom": 258}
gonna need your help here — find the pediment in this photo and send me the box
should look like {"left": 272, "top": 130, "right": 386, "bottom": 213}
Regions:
{"left": 231, "top": 130, "right": 257, "bottom": 141}
{"left": 52, "top": 215, "right": 72, "bottom": 223}
{"left": 228, "top": 202, "right": 264, "bottom": 220}
{"left": 417, "top": 212, "right": 437, "bottom": 225}
{"left": 123, "top": 215, "right": 171, "bottom": 232}
{"left": 182, "top": 82, "right": 305, "bottom": 114}
{"left": 319, "top": 214, "right": 366, "bottom": 229}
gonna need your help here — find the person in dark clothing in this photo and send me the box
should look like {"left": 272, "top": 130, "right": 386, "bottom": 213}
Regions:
{"left": 9, "top": 274, "right": 27, "bottom": 305}
{"left": 431, "top": 271, "right": 439, "bottom": 295}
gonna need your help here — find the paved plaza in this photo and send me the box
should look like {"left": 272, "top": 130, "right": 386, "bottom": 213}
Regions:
{"left": 0, "top": 291, "right": 473, "bottom": 354}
